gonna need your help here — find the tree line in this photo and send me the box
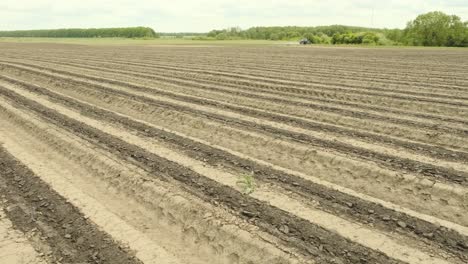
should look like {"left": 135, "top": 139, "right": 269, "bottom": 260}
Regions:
{"left": 1, "top": 11, "right": 466, "bottom": 46}
{"left": 206, "top": 25, "right": 383, "bottom": 44}
{"left": 205, "top": 11, "right": 468, "bottom": 47}
{"left": 0, "top": 27, "right": 159, "bottom": 38}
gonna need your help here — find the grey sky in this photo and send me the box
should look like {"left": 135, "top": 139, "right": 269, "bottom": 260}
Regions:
{"left": 1, "top": 0, "right": 467, "bottom": 32}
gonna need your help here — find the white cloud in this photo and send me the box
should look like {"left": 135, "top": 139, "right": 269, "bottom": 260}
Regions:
{"left": 0, "top": 0, "right": 467, "bottom": 32}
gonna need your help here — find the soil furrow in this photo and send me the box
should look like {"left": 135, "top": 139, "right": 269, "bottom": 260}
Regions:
{"left": 5, "top": 57, "right": 468, "bottom": 134}
{"left": 5, "top": 73, "right": 465, "bottom": 228}
{"left": 1, "top": 72, "right": 466, "bottom": 259}
{"left": 1, "top": 43, "right": 467, "bottom": 264}
{"left": 9, "top": 52, "right": 468, "bottom": 101}
{"left": 0, "top": 79, "right": 416, "bottom": 264}
{"left": 2, "top": 84, "right": 465, "bottom": 264}
{"left": 20, "top": 58, "right": 468, "bottom": 155}
{"left": 3, "top": 60, "right": 468, "bottom": 162}
{"left": 16, "top": 55, "right": 468, "bottom": 135}
{"left": 1, "top": 62, "right": 467, "bottom": 186}
{"left": 6, "top": 57, "right": 468, "bottom": 110}
{"left": 5, "top": 57, "right": 468, "bottom": 130}
{"left": 0, "top": 99, "right": 305, "bottom": 264}
{"left": 5, "top": 49, "right": 468, "bottom": 94}
{"left": 0, "top": 147, "right": 143, "bottom": 264}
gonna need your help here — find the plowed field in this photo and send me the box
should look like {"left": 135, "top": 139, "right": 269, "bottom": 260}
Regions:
{"left": 0, "top": 43, "right": 467, "bottom": 264}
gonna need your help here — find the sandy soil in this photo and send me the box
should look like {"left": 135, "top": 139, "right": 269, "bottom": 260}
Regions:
{"left": 0, "top": 43, "right": 467, "bottom": 264}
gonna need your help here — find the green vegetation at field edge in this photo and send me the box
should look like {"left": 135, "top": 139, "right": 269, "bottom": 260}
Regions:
{"left": 0, "top": 27, "right": 158, "bottom": 38}
{"left": 1, "top": 11, "right": 466, "bottom": 47}
{"left": 204, "top": 11, "right": 468, "bottom": 47}
{"left": 0, "top": 37, "right": 291, "bottom": 46}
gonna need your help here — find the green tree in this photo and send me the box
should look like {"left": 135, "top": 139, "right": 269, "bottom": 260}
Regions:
{"left": 404, "top": 11, "right": 468, "bottom": 46}
{"left": 362, "top": 32, "right": 379, "bottom": 45}
{"left": 383, "top": 29, "right": 404, "bottom": 44}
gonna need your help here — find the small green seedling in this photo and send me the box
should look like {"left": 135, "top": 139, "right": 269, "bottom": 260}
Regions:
{"left": 237, "top": 171, "right": 256, "bottom": 195}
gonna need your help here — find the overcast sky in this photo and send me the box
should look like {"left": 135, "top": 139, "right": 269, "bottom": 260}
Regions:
{"left": 1, "top": 0, "right": 467, "bottom": 32}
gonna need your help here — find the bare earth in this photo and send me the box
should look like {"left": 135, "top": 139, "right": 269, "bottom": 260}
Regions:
{"left": 0, "top": 43, "right": 467, "bottom": 264}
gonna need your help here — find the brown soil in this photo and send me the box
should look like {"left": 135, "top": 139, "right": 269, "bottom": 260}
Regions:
{"left": 0, "top": 74, "right": 466, "bottom": 258}
{"left": 0, "top": 43, "right": 467, "bottom": 264}
{"left": 0, "top": 146, "right": 142, "bottom": 264}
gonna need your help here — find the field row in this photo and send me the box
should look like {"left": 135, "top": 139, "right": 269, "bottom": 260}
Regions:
{"left": 0, "top": 43, "right": 467, "bottom": 264}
